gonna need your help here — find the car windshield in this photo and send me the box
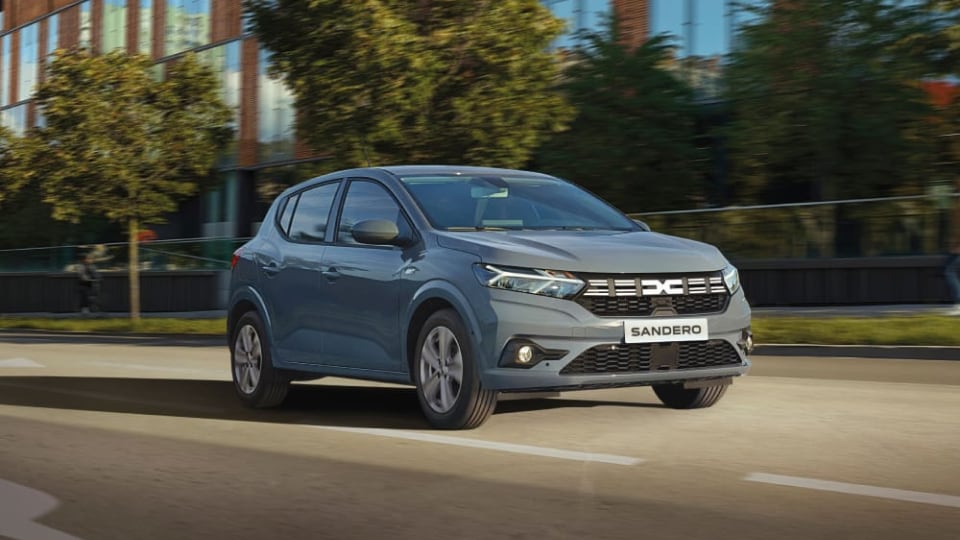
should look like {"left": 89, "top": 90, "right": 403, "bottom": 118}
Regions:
{"left": 399, "top": 174, "right": 638, "bottom": 231}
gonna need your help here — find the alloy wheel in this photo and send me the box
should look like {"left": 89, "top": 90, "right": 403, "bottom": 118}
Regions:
{"left": 419, "top": 326, "right": 464, "bottom": 414}
{"left": 233, "top": 324, "right": 263, "bottom": 394}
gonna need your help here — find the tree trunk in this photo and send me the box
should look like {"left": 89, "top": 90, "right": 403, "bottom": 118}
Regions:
{"left": 128, "top": 217, "right": 140, "bottom": 321}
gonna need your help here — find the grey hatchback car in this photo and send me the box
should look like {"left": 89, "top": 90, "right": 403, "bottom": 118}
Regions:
{"left": 228, "top": 165, "right": 752, "bottom": 429}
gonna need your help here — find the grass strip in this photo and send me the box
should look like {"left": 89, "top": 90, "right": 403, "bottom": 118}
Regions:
{"left": 0, "top": 317, "right": 226, "bottom": 336}
{"left": 0, "top": 314, "right": 957, "bottom": 346}
{"left": 751, "top": 315, "right": 960, "bottom": 346}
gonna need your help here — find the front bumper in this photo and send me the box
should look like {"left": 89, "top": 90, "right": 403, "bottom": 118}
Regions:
{"left": 476, "top": 288, "right": 752, "bottom": 392}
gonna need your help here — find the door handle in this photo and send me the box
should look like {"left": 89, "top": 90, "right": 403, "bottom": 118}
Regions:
{"left": 321, "top": 267, "right": 341, "bottom": 281}
{"left": 260, "top": 262, "right": 280, "bottom": 277}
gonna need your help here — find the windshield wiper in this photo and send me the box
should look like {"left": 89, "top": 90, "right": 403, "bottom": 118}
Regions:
{"left": 445, "top": 226, "right": 512, "bottom": 231}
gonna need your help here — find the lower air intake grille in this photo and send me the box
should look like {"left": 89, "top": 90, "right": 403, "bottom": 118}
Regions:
{"left": 559, "top": 340, "right": 741, "bottom": 375}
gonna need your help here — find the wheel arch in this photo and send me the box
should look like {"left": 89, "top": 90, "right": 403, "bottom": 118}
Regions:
{"left": 227, "top": 286, "right": 274, "bottom": 351}
{"left": 403, "top": 281, "right": 483, "bottom": 380}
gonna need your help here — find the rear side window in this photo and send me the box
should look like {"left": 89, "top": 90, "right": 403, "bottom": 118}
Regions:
{"left": 288, "top": 182, "right": 339, "bottom": 243}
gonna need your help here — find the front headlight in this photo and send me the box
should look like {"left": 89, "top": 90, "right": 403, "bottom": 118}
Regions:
{"left": 473, "top": 264, "right": 585, "bottom": 299}
{"left": 722, "top": 264, "right": 740, "bottom": 294}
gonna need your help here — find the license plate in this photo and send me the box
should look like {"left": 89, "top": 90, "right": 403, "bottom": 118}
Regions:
{"left": 624, "top": 318, "right": 709, "bottom": 344}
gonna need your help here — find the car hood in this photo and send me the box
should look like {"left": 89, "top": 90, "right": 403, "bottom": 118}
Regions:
{"left": 435, "top": 230, "right": 728, "bottom": 274}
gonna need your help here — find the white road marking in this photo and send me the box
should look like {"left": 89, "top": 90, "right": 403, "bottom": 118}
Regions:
{"left": 87, "top": 361, "right": 223, "bottom": 377}
{"left": 0, "top": 358, "right": 45, "bottom": 368}
{"left": 745, "top": 473, "right": 960, "bottom": 509}
{"left": 311, "top": 425, "right": 643, "bottom": 466}
{"left": 0, "top": 479, "right": 82, "bottom": 540}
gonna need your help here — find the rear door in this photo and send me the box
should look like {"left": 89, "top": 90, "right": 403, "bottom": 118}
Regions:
{"left": 260, "top": 180, "right": 342, "bottom": 366}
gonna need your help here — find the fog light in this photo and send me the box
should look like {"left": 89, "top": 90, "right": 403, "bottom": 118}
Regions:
{"left": 499, "top": 340, "right": 566, "bottom": 368}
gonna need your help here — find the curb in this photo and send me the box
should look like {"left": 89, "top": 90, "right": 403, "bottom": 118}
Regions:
{"left": 0, "top": 329, "right": 225, "bottom": 347}
{"left": 754, "top": 344, "right": 960, "bottom": 361}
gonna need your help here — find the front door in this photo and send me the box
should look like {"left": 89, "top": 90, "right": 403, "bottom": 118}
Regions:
{"left": 317, "top": 179, "right": 416, "bottom": 373}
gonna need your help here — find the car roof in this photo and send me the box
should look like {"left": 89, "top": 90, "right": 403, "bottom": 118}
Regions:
{"left": 378, "top": 165, "right": 555, "bottom": 178}
{"left": 272, "top": 164, "right": 559, "bottom": 203}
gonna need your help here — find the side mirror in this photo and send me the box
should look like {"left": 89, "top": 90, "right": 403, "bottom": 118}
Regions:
{"left": 352, "top": 219, "right": 405, "bottom": 246}
{"left": 633, "top": 219, "right": 651, "bottom": 232}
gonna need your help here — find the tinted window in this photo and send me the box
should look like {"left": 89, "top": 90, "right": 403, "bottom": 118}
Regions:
{"left": 288, "top": 183, "right": 339, "bottom": 242}
{"left": 337, "top": 181, "right": 410, "bottom": 245}
{"left": 277, "top": 193, "right": 298, "bottom": 236}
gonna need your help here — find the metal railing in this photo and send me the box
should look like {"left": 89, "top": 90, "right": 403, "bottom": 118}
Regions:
{"left": 1, "top": 193, "right": 957, "bottom": 272}
{"left": 631, "top": 193, "right": 960, "bottom": 260}
{"left": 0, "top": 237, "right": 250, "bottom": 273}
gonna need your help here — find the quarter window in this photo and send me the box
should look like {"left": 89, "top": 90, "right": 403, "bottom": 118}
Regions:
{"left": 287, "top": 183, "right": 338, "bottom": 243}
{"left": 277, "top": 193, "right": 298, "bottom": 236}
{"left": 337, "top": 181, "right": 410, "bottom": 245}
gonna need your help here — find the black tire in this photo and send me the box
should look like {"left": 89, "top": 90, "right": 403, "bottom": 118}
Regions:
{"left": 231, "top": 311, "right": 289, "bottom": 408}
{"left": 413, "top": 309, "right": 497, "bottom": 430}
{"left": 653, "top": 382, "right": 728, "bottom": 409}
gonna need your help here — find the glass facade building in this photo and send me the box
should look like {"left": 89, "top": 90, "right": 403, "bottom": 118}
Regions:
{"left": 0, "top": 0, "right": 307, "bottom": 238}
{"left": 0, "top": 0, "right": 663, "bottom": 239}
{"left": 542, "top": 0, "right": 765, "bottom": 99}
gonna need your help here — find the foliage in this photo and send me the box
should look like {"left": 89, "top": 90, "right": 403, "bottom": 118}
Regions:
{"left": 723, "top": 0, "right": 946, "bottom": 205}
{"left": 30, "top": 49, "right": 233, "bottom": 226}
{"left": 752, "top": 315, "right": 960, "bottom": 346}
{"left": 537, "top": 25, "right": 707, "bottom": 212}
{"left": 244, "top": 0, "right": 572, "bottom": 170}
{"left": 0, "top": 316, "right": 227, "bottom": 335}
{"left": 18, "top": 49, "right": 233, "bottom": 318}
{"left": 0, "top": 126, "right": 33, "bottom": 208}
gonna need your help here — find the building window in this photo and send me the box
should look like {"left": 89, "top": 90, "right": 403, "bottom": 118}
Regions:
{"left": 79, "top": 1, "right": 93, "bottom": 49}
{"left": 47, "top": 14, "right": 60, "bottom": 55}
{"left": 543, "top": 0, "right": 611, "bottom": 50}
{"left": 102, "top": 0, "right": 128, "bottom": 52}
{"left": 1, "top": 34, "right": 10, "bottom": 107}
{"left": 2, "top": 104, "right": 28, "bottom": 135}
{"left": 198, "top": 40, "right": 241, "bottom": 166}
{"left": 257, "top": 48, "right": 295, "bottom": 162}
{"left": 165, "top": 0, "right": 211, "bottom": 56}
{"left": 204, "top": 172, "right": 238, "bottom": 234}
{"left": 18, "top": 22, "right": 39, "bottom": 102}
{"left": 139, "top": 0, "right": 152, "bottom": 55}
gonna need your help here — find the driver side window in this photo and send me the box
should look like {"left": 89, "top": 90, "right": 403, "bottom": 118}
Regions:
{"left": 336, "top": 180, "right": 412, "bottom": 245}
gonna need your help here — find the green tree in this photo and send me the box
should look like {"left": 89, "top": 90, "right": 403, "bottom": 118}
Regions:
{"left": 0, "top": 126, "right": 29, "bottom": 207}
{"left": 244, "top": 0, "right": 572, "bottom": 169}
{"left": 22, "top": 49, "right": 232, "bottom": 319}
{"left": 724, "top": 0, "right": 944, "bottom": 205}
{"left": 537, "top": 28, "right": 707, "bottom": 212}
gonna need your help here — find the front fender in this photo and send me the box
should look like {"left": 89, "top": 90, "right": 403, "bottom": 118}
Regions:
{"left": 403, "top": 279, "right": 488, "bottom": 370}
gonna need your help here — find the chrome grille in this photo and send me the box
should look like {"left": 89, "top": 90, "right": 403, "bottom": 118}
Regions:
{"left": 582, "top": 275, "right": 725, "bottom": 297}
{"left": 575, "top": 273, "right": 730, "bottom": 317}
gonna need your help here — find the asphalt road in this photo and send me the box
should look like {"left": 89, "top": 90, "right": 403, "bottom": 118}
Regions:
{"left": 0, "top": 333, "right": 958, "bottom": 540}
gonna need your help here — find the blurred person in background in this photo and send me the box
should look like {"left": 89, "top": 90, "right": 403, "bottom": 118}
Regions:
{"left": 78, "top": 253, "right": 101, "bottom": 314}
{"left": 946, "top": 239, "right": 960, "bottom": 316}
